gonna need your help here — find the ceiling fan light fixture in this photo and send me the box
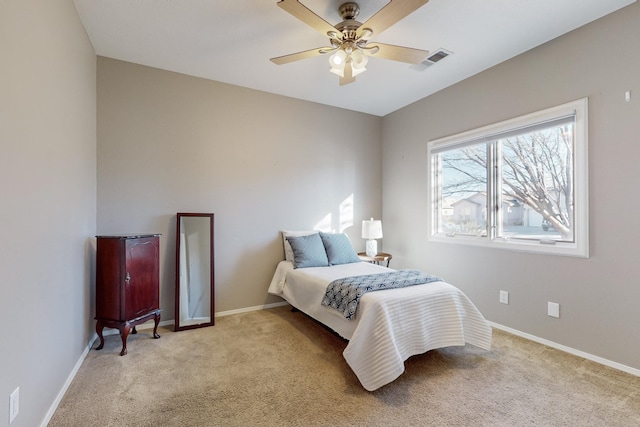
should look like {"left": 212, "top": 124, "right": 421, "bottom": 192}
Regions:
{"left": 351, "top": 64, "right": 366, "bottom": 77}
{"left": 329, "top": 67, "right": 345, "bottom": 78}
{"left": 329, "top": 50, "right": 346, "bottom": 77}
{"left": 351, "top": 49, "right": 368, "bottom": 69}
{"left": 329, "top": 49, "right": 347, "bottom": 66}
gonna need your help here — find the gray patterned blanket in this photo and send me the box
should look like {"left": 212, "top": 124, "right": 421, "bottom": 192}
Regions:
{"left": 321, "top": 269, "right": 442, "bottom": 320}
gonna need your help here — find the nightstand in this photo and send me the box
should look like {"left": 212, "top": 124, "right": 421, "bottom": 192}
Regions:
{"left": 358, "top": 252, "right": 392, "bottom": 267}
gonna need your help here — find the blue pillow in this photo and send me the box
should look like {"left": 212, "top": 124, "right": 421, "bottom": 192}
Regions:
{"left": 286, "top": 233, "right": 329, "bottom": 268}
{"left": 319, "top": 232, "right": 361, "bottom": 266}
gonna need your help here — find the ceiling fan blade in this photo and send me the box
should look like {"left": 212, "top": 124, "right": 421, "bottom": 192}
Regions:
{"left": 270, "top": 47, "right": 326, "bottom": 65}
{"left": 368, "top": 42, "right": 429, "bottom": 64}
{"left": 339, "top": 64, "right": 355, "bottom": 86}
{"left": 277, "top": 0, "right": 340, "bottom": 39}
{"left": 357, "top": 0, "right": 429, "bottom": 38}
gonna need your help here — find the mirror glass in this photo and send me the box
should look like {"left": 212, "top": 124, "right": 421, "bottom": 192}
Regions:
{"left": 175, "top": 213, "right": 214, "bottom": 331}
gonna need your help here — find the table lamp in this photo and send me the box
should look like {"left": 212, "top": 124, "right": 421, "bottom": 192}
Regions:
{"left": 362, "top": 218, "right": 383, "bottom": 257}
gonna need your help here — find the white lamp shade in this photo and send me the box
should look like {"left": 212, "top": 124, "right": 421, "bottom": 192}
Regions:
{"left": 329, "top": 50, "right": 346, "bottom": 77}
{"left": 329, "top": 65, "right": 345, "bottom": 77}
{"left": 362, "top": 218, "right": 383, "bottom": 239}
{"left": 329, "top": 50, "right": 347, "bottom": 67}
{"left": 351, "top": 50, "right": 368, "bottom": 69}
{"left": 351, "top": 65, "right": 366, "bottom": 77}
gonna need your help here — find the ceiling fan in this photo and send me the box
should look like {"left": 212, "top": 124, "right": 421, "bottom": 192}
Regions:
{"left": 270, "top": 0, "right": 430, "bottom": 85}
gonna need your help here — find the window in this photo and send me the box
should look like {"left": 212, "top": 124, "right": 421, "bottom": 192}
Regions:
{"left": 427, "top": 98, "right": 588, "bottom": 257}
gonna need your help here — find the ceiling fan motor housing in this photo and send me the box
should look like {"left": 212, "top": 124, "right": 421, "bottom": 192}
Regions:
{"left": 339, "top": 2, "right": 360, "bottom": 20}
{"left": 336, "top": 2, "right": 363, "bottom": 42}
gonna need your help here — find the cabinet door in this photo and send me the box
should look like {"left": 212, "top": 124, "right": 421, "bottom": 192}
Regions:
{"left": 125, "top": 237, "right": 159, "bottom": 320}
{"left": 95, "top": 238, "right": 124, "bottom": 321}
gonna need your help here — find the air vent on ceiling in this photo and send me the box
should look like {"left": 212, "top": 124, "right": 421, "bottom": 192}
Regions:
{"left": 410, "top": 49, "right": 453, "bottom": 71}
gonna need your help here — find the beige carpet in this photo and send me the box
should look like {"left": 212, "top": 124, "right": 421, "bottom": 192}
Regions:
{"left": 49, "top": 306, "right": 640, "bottom": 426}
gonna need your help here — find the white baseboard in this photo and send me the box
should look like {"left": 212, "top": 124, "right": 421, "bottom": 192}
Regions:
{"left": 40, "top": 338, "right": 93, "bottom": 427}
{"left": 489, "top": 321, "right": 640, "bottom": 378}
{"left": 215, "top": 301, "right": 289, "bottom": 317}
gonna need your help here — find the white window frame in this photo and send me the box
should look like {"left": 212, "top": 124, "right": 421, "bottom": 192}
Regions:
{"left": 427, "top": 98, "right": 589, "bottom": 258}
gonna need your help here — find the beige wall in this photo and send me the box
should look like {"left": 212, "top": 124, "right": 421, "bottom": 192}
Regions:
{"left": 97, "top": 57, "right": 383, "bottom": 317}
{"left": 0, "top": 0, "right": 96, "bottom": 426}
{"left": 382, "top": 2, "right": 640, "bottom": 371}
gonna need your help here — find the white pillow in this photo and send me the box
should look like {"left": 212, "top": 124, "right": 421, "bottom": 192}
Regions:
{"left": 281, "top": 230, "right": 318, "bottom": 261}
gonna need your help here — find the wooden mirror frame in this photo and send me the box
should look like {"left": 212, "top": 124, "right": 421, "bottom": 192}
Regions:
{"left": 175, "top": 213, "right": 215, "bottom": 331}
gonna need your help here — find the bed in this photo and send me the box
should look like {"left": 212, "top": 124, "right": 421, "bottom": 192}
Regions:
{"left": 267, "top": 231, "right": 493, "bottom": 391}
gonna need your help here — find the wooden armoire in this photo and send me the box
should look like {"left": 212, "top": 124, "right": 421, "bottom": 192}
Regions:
{"left": 95, "top": 234, "right": 161, "bottom": 356}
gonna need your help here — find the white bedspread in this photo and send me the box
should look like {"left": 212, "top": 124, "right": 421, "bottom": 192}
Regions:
{"left": 268, "top": 261, "right": 492, "bottom": 391}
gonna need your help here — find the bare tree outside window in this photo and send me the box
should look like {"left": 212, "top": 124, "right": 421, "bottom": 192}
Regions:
{"left": 440, "top": 143, "right": 487, "bottom": 236}
{"left": 500, "top": 126, "right": 574, "bottom": 239}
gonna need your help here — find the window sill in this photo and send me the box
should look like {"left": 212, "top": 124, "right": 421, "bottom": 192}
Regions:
{"left": 429, "top": 233, "right": 589, "bottom": 258}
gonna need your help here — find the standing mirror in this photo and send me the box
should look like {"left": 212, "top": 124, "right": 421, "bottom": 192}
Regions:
{"left": 175, "top": 213, "right": 214, "bottom": 331}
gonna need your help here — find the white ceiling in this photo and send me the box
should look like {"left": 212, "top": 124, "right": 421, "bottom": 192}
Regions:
{"left": 73, "top": 0, "right": 635, "bottom": 116}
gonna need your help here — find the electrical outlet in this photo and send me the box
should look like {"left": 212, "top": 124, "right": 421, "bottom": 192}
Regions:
{"left": 9, "top": 387, "right": 19, "bottom": 424}
{"left": 499, "top": 290, "right": 509, "bottom": 304}
{"left": 548, "top": 302, "right": 560, "bottom": 318}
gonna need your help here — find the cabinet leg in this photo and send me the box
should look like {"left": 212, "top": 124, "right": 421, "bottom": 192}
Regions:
{"left": 95, "top": 321, "right": 105, "bottom": 350}
{"left": 152, "top": 311, "right": 161, "bottom": 339}
{"left": 131, "top": 326, "right": 137, "bottom": 335}
{"left": 119, "top": 324, "right": 131, "bottom": 356}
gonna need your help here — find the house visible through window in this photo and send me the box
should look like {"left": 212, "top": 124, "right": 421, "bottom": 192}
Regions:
{"left": 427, "top": 98, "right": 589, "bottom": 257}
